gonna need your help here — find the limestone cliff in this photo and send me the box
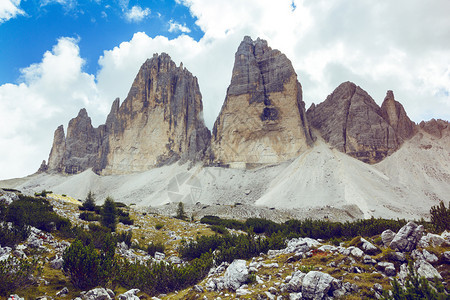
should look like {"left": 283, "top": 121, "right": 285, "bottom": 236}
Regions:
{"left": 419, "top": 119, "right": 450, "bottom": 139}
{"left": 45, "top": 53, "right": 210, "bottom": 175}
{"left": 101, "top": 53, "right": 210, "bottom": 174}
{"left": 380, "top": 90, "right": 417, "bottom": 142}
{"left": 210, "top": 36, "right": 313, "bottom": 167}
{"left": 307, "top": 82, "right": 399, "bottom": 163}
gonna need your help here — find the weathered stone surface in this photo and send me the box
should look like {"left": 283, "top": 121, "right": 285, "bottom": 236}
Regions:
{"left": 82, "top": 287, "right": 114, "bottom": 300}
{"left": 381, "top": 229, "right": 396, "bottom": 247}
{"left": 301, "top": 271, "right": 337, "bottom": 300}
{"left": 118, "top": 289, "right": 140, "bottom": 300}
{"left": 389, "top": 222, "right": 424, "bottom": 252}
{"left": 45, "top": 54, "right": 210, "bottom": 175}
{"left": 222, "top": 259, "right": 248, "bottom": 290}
{"left": 380, "top": 90, "right": 417, "bottom": 142}
{"left": 419, "top": 118, "right": 450, "bottom": 138}
{"left": 103, "top": 54, "right": 210, "bottom": 174}
{"left": 211, "top": 36, "right": 313, "bottom": 167}
{"left": 414, "top": 260, "right": 442, "bottom": 280}
{"left": 307, "top": 82, "right": 398, "bottom": 163}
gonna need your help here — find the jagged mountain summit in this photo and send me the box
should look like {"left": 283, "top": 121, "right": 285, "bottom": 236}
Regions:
{"left": 5, "top": 35, "right": 449, "bottom": 221}
{"left": 210, "top": 36, "right": 313, "bottom": 167}
{"left": 306, "top": 82, "right": 416, "bottom": 163}
{"left": 43, "top": 53, "right": 210, "bottom": 175}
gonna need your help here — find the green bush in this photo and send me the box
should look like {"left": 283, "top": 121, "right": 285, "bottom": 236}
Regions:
{"left": 200, "top": 215, "right": 246, "bottom": 231}
{"left": 0, "top": 222, "right": 30, "bottom": 248}
{"left": 34, "top": 190, "right": 52, "bottom": 197}
{"left": 6, "top": 195, "right": 71, "bottom": 232}
{"left": 175, "top": 202, "right": 187, "bottom": 220}
{"left": 430, "top": 201, "right": 450, "bottom": 233}
{"left": 101, "top": 197, "right": 117, "bottom": 232}
{"left": 116, "top": 230, "right": 133, "bottom": 248}
{"left": 209, "top": 225, "right": 229, "bottom": 235}
{"left": 117, "top": 209, "right": 134, "bottom": 225}
{"left": 147, "top": 242, "right": 165, "bottom": 257}
{"left": 116, "top": 252, "right": 213, "bottom": 296}
{"left": 0, "top": 256, "right": 41, "bottom": 296}
{"left": 79, "top": 211, "right": 101, "bottom": 222}
{"left": 62, "top": 236, "right": 117, "bottom": 289}
{"left": 155, "top": 223, "right": 164, "bottom": 230}
{"left": 79, "top": 191, "right": 96, "bottom": 212}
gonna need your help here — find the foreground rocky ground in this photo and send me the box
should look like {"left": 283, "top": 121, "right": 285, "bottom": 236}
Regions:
{"left": 0, "top": 190, "right": 449, "bottom": 299}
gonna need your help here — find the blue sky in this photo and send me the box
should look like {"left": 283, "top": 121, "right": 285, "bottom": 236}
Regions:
{"left": 0, "top": 0, "right": 203, "bottom": 83}
{"left": 1, "top": 0, "right": 449, "bottom": 180}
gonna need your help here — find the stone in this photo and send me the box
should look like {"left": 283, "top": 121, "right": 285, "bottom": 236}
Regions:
{"left": 307, "top": 82, "right": 401, "bottom": 163}
{"left": 380, "top": 90, "right": 417, "bottom": 142}
{"left": 289, "top": 293, "right": 302, "bottom": 300}
{"left": 419, "top": 119, "right": 450, "bottom": 139}
{"left": 82, "top": 287, "right": 113, "bottom": 300}
{"left": 50, "top": 256, "right": 64, "bottom": 270}
{"left": 46, "top": 53, "right": 210, "bottom": 175}
{"left": 442, "top": 251, "right": 450, "bottom": 263}
{"left": 350, "top": 247, "right": 364, "bottom": 258}
{"left": 211, "top": 36, "right": 313, "bottom": 168}
{"left": 389, "top": 222, "right": 424, "bottom": 252}
{"left": 222, "top": 259, "right": 249, "bottom": 291}
{"left": 8, "top": 295, "right": 24, "bottom": 300}
{"left": 414, "top": 260, "right": 442, "bottom": 280}
{"left": 418, "top": 233, "right": 446, "bottom": 248}
{"left": 376, "top": 262, "right": 396, "bottom": 276}
{"left": 264, "top": 291, "right": 275, "bottom": 300}
{"left": 422, "top": 249, "right": 438, "bottom": 264}
{"left": 363, "top": 255, "right": 376, "bottom": 264}
{"left": 360, "top": 237, "right": 379, "bottom": 255}
{"left": 301, "top": 271, "right": 336, "bottom": 300}
{"left": 118, "top": 289, "right": 140, "bottom": 300}
{"left": 56, "top": 287, "right": 69, "bottom": 297}
{"left": 381, "top": 230, "right": 396, "bottom": 247}
{"left": 285, "top": 271, "right": 306, "bottom": 292}
{"left": 236, "top": 288, "right": 251, "bottom": 296}
{"left": 154, "top": 251, "right": 165, "bottom": 260}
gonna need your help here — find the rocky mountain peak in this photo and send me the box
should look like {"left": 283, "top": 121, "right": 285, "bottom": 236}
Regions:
{"left": 380, "top": 90, "right": 417, "bottom": 141}
{"left": 45, "top": 53, "right": 210, "bottom": 175}
{"left": 419, "top": 119, "right": 450, "bottom": 138}
{"left": 211, "top": 36, "right": 313, "bottom": 167}
{"left": 307, "top": 82, "right": 398, "bottom": 163}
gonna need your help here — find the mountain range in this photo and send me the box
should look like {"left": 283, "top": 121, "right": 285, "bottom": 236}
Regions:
{"left": 2, "top": 36, "right": 449, "bottom": 221}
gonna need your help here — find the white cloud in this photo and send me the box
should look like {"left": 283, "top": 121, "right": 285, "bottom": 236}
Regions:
{"left": 1, "top": 0, "right": 450, "bottom": 180}
{"left": 0, "top": 37, "right": 106, "bottom": 180}
{"left": 168, "top": 20, "right": 191, "bottom": 33}
{"left": 0, "top": 0, "right": 25, "bottom": 23}
{"left": 124, "top": 5, "right": 150, "bottom": 22}
{"left": 40, "top": 0, "right": 77, "bottom": 10}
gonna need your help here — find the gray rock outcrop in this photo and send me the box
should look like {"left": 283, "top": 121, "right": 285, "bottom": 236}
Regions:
{"left": 419, "top": 118, "right": 450, "bottom": 138}
{"left": 307, "top": 82, "right": 399, "bottom": 163}
{"left": 389, "top": 222, "right": 424, "bottom": 252}
{"left": 301, "top": 271, "right": 338, "bottom": 300}
{"left": 44, "top": 53, "right": 210, "bottom": 175}
{"left": 211, "top": 36, "right": 313, "bottom": 167}
{"left": 380, "top": 90, "right": 417, "bottom": 142}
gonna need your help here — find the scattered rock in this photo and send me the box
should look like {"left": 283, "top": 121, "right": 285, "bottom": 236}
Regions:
{"left": 414, "top": 260, "right": 442, "bottom": 280}
{"left": 56, "top": 287, "right": 69, "bottom": 297}
{"left": 118, "top": 289, "right": 140, "bottom": 300}
{"left": 82, "top": 287, "right": 114, "bottom": 300}
{"left": 389, "top": 222, "right": 424, "bottom": 252}
{"left": 381, "top": 230, "right": 396, "bottom": 247}
{"left": 301, "top": 271, "right": 338, "bottom": 300}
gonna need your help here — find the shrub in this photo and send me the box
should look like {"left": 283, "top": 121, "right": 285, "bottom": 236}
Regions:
{"left": 116, "top": 252, "right": 213, "bottom": 296}
{"left": 101, "top": 197, "right": 117, "bottom": 232}
{"left": 117, "top": 208, "right": 134, "bottom": 225}
{"left": 0, "top": 222, "right": 30, "bottom": 248}
{"left": 209, "top": 225, "right": 229, "bottom": 235}
{"left": 155, "top": 223, "right": 164, "bottom": 230}
{"left": 430, "top": 201, "right": 450, "bottom": 233}
{"left": 0, "top": 256, "right": 41, "bottom": 296}
{"left": 79, "top": 191, "right": 96, "bottom": 211}
{"left": 34, "top": 190, "right": 52, "bottom": 197}
{"left": 116, "top": 230, "right": 133, "bottom": 248}
{"left": 62, "top": 236, "right": 116, "bottom": 289}
{"left": 200, "top": 215, "right": 246, "bottom": 231}
{"left": 6, "top": 195, "right": 71, "bottom": 232}
{"left": 147, "top": 242, "right": 165, "bottom": 257}
{"left": 79, "top": 211, "right": 101, "bottom": 222}
{"left": 175, "top": 202, "right": 187, "bottom": 220}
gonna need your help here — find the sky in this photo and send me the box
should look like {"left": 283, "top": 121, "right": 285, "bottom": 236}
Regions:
{"left": 0, "top": 0, "right": 449, "bottom": 180}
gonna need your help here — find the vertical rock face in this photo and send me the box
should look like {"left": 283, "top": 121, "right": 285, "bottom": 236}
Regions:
{"left": 45, "top": 53, "right": 210, "bottom": 175}
{"left": 101, "top": 53, "right": 210, "bottom": 174}
{"left": 211, "top": 36, "right": 313, "bottom": 167}
{"left": 306, "top": 82, "right": 398, "bottom": 163}
{"left": 47, "top": 125, "right": 66, "bottom": 172}
{"left": 380, "top": 90, "right": 417, "bottom": 142}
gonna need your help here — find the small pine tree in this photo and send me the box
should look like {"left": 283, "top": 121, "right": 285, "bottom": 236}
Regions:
{"left": 430, "top": 201, "right": 450, "bottom": 233}
{"left": 176, "top": 202, "right": 187, "bottom": 221}
{"left": 101, "top": 197, "right": 117, "bottom": 232}
{"left": 80, "top": 191, "right": 96, "bottom": 211}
